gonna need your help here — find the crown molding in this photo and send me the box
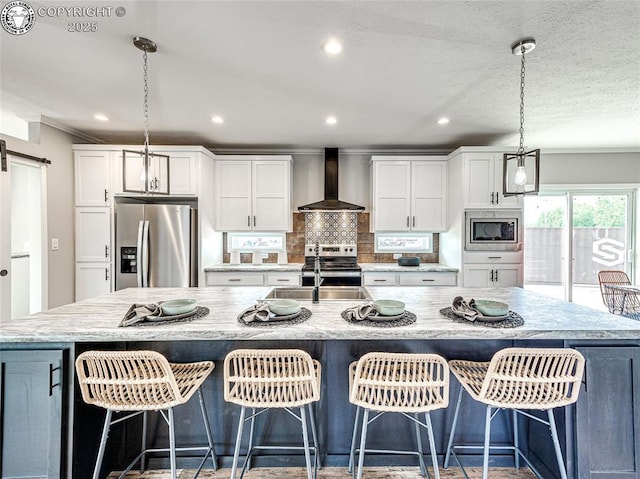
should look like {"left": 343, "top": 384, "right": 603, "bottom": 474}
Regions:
{"left": 40, "top": 116, "right": 106, "bottom": 143}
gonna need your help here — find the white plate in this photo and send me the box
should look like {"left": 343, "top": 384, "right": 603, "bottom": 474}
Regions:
{"left": 366, "top": 312, "right": 405, "bottom": 322}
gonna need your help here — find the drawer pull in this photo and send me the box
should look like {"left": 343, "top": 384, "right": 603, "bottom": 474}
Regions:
{"left": 374, "top": 279, "right": 388, "bottom": 282}
{"left": 488, "top": 256, "right": 502, "bottom": 259}
{"left": 277, "top": 279, "right": 290, "bottom": 282}
{"left": 228, "top": 278, "right": 242, "bottom": 282}
{"left": 421, "top": 279, "right": 435, "bottom": 282}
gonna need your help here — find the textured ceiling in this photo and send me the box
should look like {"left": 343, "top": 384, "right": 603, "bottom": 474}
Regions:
{"left": 1, "top": 0, "right": 639, "bottom": 150}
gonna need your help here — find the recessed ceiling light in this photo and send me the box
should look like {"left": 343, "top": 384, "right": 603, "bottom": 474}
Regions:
{"left": 211, "top": 115, "right": 224, "bottom": 124}
{"left": 326, "top": 116, "right": 337, "bottom": 125}
{"left": 322, "top": 39, "right": 342, "bottom": 55}
{"left": 437, "top": 117, "right": 450, "bottom": 125}
{"left": 94, "top": 113, "right": 109, "bottom": 121}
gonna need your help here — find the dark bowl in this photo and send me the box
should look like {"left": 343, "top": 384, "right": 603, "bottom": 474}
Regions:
{"left": 398, "top": 256, "right": 420, "bottom": 266}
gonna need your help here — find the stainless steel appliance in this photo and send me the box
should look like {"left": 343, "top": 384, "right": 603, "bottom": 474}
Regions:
{"left": 465, "top": 209, "right": 522, "bottom": 251}
{"left": 301, "top": 244, "right": 361, "bottom": 286}
{"left": 115, "top": 197, "right": 197, "bottom": 289}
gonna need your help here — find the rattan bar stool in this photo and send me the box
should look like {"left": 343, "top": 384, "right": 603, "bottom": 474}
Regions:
{"left": 443, "top": 347, "right": 585, "bottom": 479}
{"left": 348, "top": 352, "right": 450, "bottom": 479}
{"left": 598, "top": 269, "right": 640, "bottom": 317}
{"left": 75, "top": 350, "right": 217, "bottom": 479}
{"left": 223, "top": 348, "right": 322, "bottom": 479}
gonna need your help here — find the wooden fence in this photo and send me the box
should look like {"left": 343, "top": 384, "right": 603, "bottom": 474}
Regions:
{"left": 524, "top": 227, "right": 626, "bottom": 285}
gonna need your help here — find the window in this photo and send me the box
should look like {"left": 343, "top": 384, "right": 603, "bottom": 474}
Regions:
{"left": 374, "top": 233, "right": 433, "bottom": 253}
{"left": 227, "top": 232, "right": 285, "bottom": 252}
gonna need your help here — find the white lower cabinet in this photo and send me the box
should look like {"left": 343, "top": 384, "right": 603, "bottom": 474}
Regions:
{"left": 76, "top": 262, "right": 111, "bottom": 300}
{"left": 75, "top": 207, "right": 110, "bottom": 262}
{"left": 265, "top": 272, "right": 300, "bottom": 286}
{"left": 462, "top": 251, "right": 523, "bottom": 287}
{"left": 205, "top": 271, "right": 301, "bottom": 287}
{"left": 463, "top": 263, "right": 522, "bottom": 287}
{"left": 364, "top": 271, "right": 457, "bottom": 286}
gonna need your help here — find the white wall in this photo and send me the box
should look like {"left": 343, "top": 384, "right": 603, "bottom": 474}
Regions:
{"left": 540, "top": 151, "right": 639, "bottom": 185}
{"left": 1, "top": 124, "right": 83, "bottom": 308}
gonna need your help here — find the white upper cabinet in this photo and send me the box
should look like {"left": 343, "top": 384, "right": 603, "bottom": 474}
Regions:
{"left": 74, "top": 151, "right": 111, "bottom": 206}
{"left": 463, "top": 152, "right": 520, "bottom": 209}
{"left": 215, "top": 156, "right": 292, "bottom": 232}
{"left": 371, "top": 156, "right": 447, "bottom": 232}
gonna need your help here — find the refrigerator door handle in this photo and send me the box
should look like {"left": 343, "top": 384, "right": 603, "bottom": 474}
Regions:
{"left": 141, "top": 220, "right": 150, "bottom": 287}
{"left": 136, "top": 220, "right": 145, "bottom": 287}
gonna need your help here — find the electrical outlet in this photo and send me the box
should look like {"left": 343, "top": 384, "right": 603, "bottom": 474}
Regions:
{"left": 393, "top": 253, "right": 401, "bottom": 259}
{"left": 51, "top": 238, "right": 59, "bottom": 251}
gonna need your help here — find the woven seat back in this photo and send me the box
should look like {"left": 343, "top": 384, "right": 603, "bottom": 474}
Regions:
{"left": 350, "top": 352, "right": 449, "bottom": 413}
{"left": 480, "top": 348, "right": 585, "bottom": 409}
{"left": 76, "top": 350, "right": 184, "bottom": 410}
{"left": 598, "top": 270, "right": 636, "bottom": 313}
{"left": 223, "top": 349, "right": 321, "bottom": 408}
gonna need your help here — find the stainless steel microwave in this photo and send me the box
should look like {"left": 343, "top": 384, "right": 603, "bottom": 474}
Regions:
{"left": 465, "top": 210, "right": 522, "bottom": 251}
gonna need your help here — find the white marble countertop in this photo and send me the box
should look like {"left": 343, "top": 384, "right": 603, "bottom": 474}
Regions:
{"left": 2, "top": 286, "right": 640, "bottom": 343}
{"left": 205, "top": 263, "right": 303, "bottom": 272}
{"left": 359, "top": 263, "right": 458, "bottom": 273}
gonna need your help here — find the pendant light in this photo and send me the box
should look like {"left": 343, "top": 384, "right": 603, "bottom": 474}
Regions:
{"left": 503, "top": 38, "right": 540, "bottom": 197}
{"left": 122, "top": 36, "right": 170, "bottom": 195}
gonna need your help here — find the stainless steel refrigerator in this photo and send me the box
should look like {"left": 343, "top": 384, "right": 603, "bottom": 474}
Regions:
{"left": 115, "top": 199, "right": 197, "bottom": 290}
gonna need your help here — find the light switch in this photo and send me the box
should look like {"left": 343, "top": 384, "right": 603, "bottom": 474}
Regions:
{"left": 51, "top": 238, "right": 59, "bottom": 250}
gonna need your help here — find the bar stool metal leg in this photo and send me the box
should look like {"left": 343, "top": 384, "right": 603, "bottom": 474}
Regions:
{"left": 140, "top": 410, "right": 148, "bottom": 473}
{"left": 443, "top": 385, "right": 463, "bottom": 468}
{"left": 246, "top": 407, "right": 257, "bottom": 471}
{"left": 482, "top": 406, "right": 492, "bottom": 479}
{"left": 197, "top": 388, "right": 218, "bottom": 470}
{"left": 348, "top": 406, "right": 361, "bottom": 473}
{"left": 425, "top": 412, "right": 440, "bottom": 479}
{"left": 92, "top": 409, "right": 112, "bottom": 479}
{"left": 300, "top": 406, "right": 313, "bottom": 479}
{"left": 230, "top": 406, "right": 246, "bottom": 479}
{"left": 307, "top": 403, "right": 322, "bottom": 469}
{"left": 168, "top": 407, "right": 177, "bottom": 479}
{"left": 355, "top": 408, "right": 370, "bottom": 479}
{"left": 413, "top": 413, "right": 427, "bottom": 477}
{"left": 548, "top": 409, "right": 568, "bottom": 479}
{"left": 513, "top": 409, "right": 520, "bottom": 470}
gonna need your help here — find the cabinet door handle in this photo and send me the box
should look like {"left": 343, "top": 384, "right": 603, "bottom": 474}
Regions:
{"left": 104, "top": 189, "right": 108, "bottom": 203}
{"left": 406, "top": 216, "right": 410, "bottom": 227}
{"left": 247, "top": 216, "right": 251, "bottom": 227}
{"left": 495, "top": 192, "right": 499, "bottom": 205}
{"left": 105, "top": 268, "right": 109, "bottom": 281}
{"left": 495, "top": 270, "right": 499, "bottom": 282}
{"left": 253, "top": 216, "right": 256, "bottom": 227}
{"left": 105, "top": 245, "right": 109, "bottom": 258}
{"left": 412, "top": 216, "right": 416, "bottom": 227}
{"left": 49, "top": 364, "right": 61, "bottom": 397}
{"left": 490, "top": 269, "right": 495, "bottom": 282}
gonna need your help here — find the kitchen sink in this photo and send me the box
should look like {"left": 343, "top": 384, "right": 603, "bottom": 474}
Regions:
{"left": 263, "top": 286, "right": 372, "bottom": 301}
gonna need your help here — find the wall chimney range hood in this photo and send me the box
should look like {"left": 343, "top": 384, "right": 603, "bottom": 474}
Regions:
{"left": 297, "top": 148, "right": 365, "bottom": 211}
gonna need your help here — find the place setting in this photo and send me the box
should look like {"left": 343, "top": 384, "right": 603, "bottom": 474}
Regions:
{"left": 119, "top": 299, "right": 209, "bottom": 327}
{"left": 440, "top": 296, "right": 524, "bottom": 328}
{"left": 342, "top": 299, "right": 416, "bottom": 327}
{"left": 237, "top": 299, "right": 312, "bottom": 327}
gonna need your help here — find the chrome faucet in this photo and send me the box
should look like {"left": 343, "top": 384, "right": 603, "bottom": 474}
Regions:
{"left": 312, "top": 241, "right": 323, "bottom": 303}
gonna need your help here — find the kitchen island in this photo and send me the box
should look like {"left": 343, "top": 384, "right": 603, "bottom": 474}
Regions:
{"left": 1, "top": 286, "right": 639, "bottom": 478}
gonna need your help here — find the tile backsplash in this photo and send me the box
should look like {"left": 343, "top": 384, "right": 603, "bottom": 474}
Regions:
{"left": 304, "top": 211, "right": 358, "bottom": 245}
{"left": 223, "top": 212, "right": 439, "bottom": 264}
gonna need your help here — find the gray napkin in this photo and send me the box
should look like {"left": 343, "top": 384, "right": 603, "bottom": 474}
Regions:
{"left": 238, "top": 302, "right": 272, "bottom": 324}
{"left": 119, "top": 303, "right": 162, "bottom": 327}
{"left": 344, "top": 302, "right": 376, "bottom": 321}
{"left": 451, "top": 296, "right": 478, "bottom": 321}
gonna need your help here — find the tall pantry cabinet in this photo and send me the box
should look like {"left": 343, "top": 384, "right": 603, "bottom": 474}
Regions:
{"left": 73, "top": 145, "right": 217, "bottom": 301}
{"left": 440, "top": 147, "right": 524, "bottom": 287}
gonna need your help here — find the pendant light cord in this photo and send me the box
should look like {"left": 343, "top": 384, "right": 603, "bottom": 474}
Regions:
{"left": 143, "top": 46, "right": 150, "bottom": 151}
{"left": 518, "top": 45, "right": 526, "bottom": 155}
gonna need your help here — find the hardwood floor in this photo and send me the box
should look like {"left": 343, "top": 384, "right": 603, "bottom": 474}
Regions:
{"left": 108, "top": 466, "right": 537, "bottom": 478}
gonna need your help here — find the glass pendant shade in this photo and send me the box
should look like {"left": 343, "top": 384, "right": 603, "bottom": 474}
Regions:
{"left": 503, "top": 149, "right": 540, "bottom": 196}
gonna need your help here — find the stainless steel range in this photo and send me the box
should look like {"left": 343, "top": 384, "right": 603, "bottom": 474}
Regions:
{"left": 301, "top": 243, "right": 361, "bottom": 287}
